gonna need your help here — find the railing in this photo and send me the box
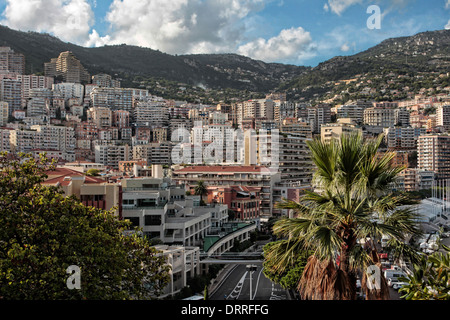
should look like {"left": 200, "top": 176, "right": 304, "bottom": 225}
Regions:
{"left": 122, "top": 205, "right": 167, "bottom": 210}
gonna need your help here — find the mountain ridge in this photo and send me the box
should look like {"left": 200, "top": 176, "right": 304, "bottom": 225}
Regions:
{"left": 0, "top": 25, "right": 448, "bottom": 102}
{"left": 0, "top": 25, "right": 308, "bottom": 92}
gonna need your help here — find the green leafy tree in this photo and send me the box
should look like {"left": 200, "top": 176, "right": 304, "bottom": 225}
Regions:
{"left": 399, "top": 245, "right": 450, "bottom": 300}
{"left": 0, "top": 153, "right": 170, "bottom": 300}
{"left": 273, "top": 132, "right": 422, "bottom": 300}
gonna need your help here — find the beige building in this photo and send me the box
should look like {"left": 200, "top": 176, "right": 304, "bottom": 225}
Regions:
{"left": 42, "top": 167, "right": 122, "bottom": 216}
{"left": 321, "top": 118, "right": 362, "bottom": 142}
{"left": 45, "top": 51, "right": 90, "bottom": 84}
{"left": 364, "top": 107, "right": 395, "bottom": 128}
{"left": 88, "top": 107, "right": 113, "bottom": 128}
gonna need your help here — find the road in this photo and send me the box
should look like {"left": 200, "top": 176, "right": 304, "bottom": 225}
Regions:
{"left": 210, "top": 263, "right": 288, "bottom": 301}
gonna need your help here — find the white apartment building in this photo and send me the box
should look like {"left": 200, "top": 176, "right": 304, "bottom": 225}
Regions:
{"left": 27, "top": 88, "right": 53, "bottom": 117}
{"left": 209, "top": 111, "right": 229, "bottom": 125}
{"left": 121, "top": 178, "right": 228, "bottom": 246}
{"left": 9, "top": 128, "right": 41, "bottom": 153}
{"left": 95, "top": 144, "right": 131, "bottom": 169}
{"left": 132, "top": 142, "right": 172, "bottom": 165}
{"left": 134, "top": 101, "right": 169, "bottom": 128}
{"left": 154, "top": 245, "right": 201, "bottom": 298}
{"left": 30, "top": 125, "right": 76, "bottom": 153}
{"left": 437, "top": 105, "right": 450, "bottom": 132}
{"left": 1, "top": 78, "right": 22, "bottom": 115}
{"left": 90, "top": 87, "right": 134, "bottom": 112}
{"left": 383, "top": 126, "right": 426, "bottom": 150}
{"left": 307, "top": 104, "right": 332, "bottom": 133}
{"left": 16, "top": 75, "right": 53, "bottom": 107}
{"left": 52, "top": 83, "right": 84, "bottom": 104}
{"left": 337, "top": 104, "right": 365, "bottom": 124}
{"left": 364, "top": 107, "right": 396, "bottom": 128}
{"left": 274, "top": 101, "right": 297, "bottom": 123}
{"left": 418, "top": 134, "right": 450, "bottom": 180}
{"left": 394, "top": 108, "right": 411, "bottom": 127}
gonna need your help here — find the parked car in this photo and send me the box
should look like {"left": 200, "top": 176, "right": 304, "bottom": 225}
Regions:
{"left": 387, "top": 278, "right": 399, "bottom": 287}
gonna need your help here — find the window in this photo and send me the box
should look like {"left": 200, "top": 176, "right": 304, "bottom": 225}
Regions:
{"left": 126, "top": 217, "right": 140, "bottom": 227}
{"left": 145, "top": 215, "right": 161, "bottom": 226}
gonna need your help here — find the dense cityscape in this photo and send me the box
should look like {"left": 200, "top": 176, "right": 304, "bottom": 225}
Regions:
{"left": 0, "top": 42, "right": 449, "bottom": 303}
{"left": 0, "top": 1, "right": 449, "bottom": 313}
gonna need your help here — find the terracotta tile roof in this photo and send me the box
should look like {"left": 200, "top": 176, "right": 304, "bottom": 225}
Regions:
{"left": 43, "top": 167, "right": 107, "bottom": 185}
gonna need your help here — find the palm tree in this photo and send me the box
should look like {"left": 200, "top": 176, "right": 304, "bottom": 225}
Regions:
{"left": 194, "top": 180, "right": 208, "bottom": 206}
{"left": 267, "top": 132, "right": 422, "bottom": 300}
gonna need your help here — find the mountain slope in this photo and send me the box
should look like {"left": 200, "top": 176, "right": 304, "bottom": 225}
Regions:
{"left": 281, "top": 29, "right": 450, "bottom": 101}
{"left": 0, "top": 25, "right": 307, "bottom": 92}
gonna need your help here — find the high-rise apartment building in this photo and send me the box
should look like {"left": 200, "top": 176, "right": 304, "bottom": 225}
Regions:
{"left": 16, "top": 75, "right": 54, "bottom": 107}
{"left": 437, "top": 105, "right": 450, "bottom": 132}
{"left": 0, "top": 47, "right": 25, "bottom": 75}
{"left": 92, "top": 73, "right": 121, "bottom": 88}
{"left": 384, "top": 126, "right": 426, "bottom": 150}
{"left": 26, "top": 88, "right": 53, "bottom": 117}
{"left": 337, "top": 104, "right": 365, "bottom": 124}
{"left": 418, "top": 134, "right": 450, "bottom": 180}
{"left": 45, "top": 51, "right": 90, "bottom": 84}
{"left": 307, "top": 104, "right": 331, "bottom": 133}
{"left": 87, "top": 107, "right": 113, "bottom": 128}
{"left": 90, "top": 87, "right": 134, "bottom": 112}
{"left": 394, "top": 108, "right": 411, "bottom": 127}
{"left": 134, "top": 101, "right": 169, "bottom": 128}
{"left": 1, "top": 78, "right": 22, "bottom": 115}
{"left": 0, "top": 102, "right": 8, "bottom": 126}
{"left": 364, "top": 107, "right": 396, "bottom": 128}
{"left": 95, "top": 144, "right": 131, "bottom": 169}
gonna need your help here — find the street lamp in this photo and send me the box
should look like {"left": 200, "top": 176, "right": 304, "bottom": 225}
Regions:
{"left": 246, "top": 264, "right": 258, "bottom": 300}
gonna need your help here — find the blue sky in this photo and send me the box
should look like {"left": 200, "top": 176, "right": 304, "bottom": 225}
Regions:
{"left": 0, "top": 0, "right": 449, "bottom": 66}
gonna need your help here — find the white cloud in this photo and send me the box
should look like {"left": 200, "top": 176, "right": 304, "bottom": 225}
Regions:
{"left": 446, "top": 0, "right": 450, "bottom": 9}
{"left": 323, "top": 3, "right": 329, "bottom": 12}
{"left": 340, "top": 43, "right": 350, "bottom": 52}
{"left": 446, "top": 20, "right": 450, "bottom": 29}
{"left": 102, "top": 0, "right": 266, "bottom": 54}
{"left": 236, "top": 26, "right": 314, "bottom": 63}
{"left": 326, "top": 0, "right": 362, "bottom": 16}
{"left": 85, "top": 29, "right": 111, "bottom": 47}
{"left": 1, "top": 0, "right": 95, "bottom": 45}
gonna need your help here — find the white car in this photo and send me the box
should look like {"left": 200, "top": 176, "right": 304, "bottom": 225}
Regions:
{"left": 387, "top": 278, "right": 399, "bottom": 287}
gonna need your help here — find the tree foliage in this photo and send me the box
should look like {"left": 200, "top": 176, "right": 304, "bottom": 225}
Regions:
{"left": 0, "top": 153, "right": 170, "bottom": 300}
{"left": 272, "top": 133, "right": 422, "bottom": 300}
{"left": 399, "top": 245, "right": 450, "bottom": 300}
{"left": 262, "top": 241, "right": 310, "bottom": 290}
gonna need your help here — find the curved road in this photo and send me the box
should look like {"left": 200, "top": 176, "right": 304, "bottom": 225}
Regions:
{"left": 209, "top": 250, "right": 288, "bottom": 301}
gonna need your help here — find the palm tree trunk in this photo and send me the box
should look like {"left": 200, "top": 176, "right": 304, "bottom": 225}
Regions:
{"left": 338, "top": 246, "right": 357, "bottom": 300}
{"left": 339, "top": 229, "right": 358, "bottom": 300}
